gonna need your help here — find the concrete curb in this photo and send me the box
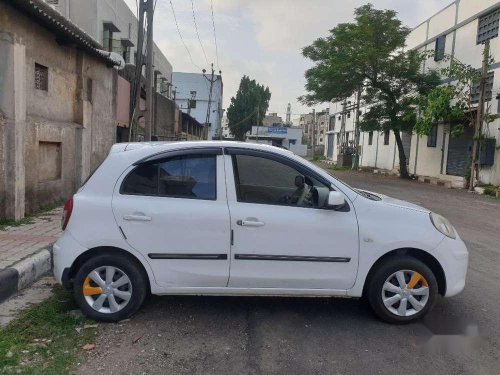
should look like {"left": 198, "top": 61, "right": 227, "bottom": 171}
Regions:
{"left": 0, "top": 247, "right": 52, "bottom": 303}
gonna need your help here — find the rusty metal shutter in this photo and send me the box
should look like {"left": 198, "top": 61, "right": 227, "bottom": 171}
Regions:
{"left": 446, "top": 125, "right": 474, "bottom": 176}
{"left": 327, "top": 134, "right": 334, "bottom": 158}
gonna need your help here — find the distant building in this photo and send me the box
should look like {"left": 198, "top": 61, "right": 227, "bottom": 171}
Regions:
{"left": 246, "top": 126, "right": 307, "bottom": 156}
{"left": 172, "top": 72, "right": 223, "bottom": 140}
{"left": 221, "top": 116, "right": 233, "bottom": 139}
{"left": 262, "top": 113, "right": 283, "bottom": 127}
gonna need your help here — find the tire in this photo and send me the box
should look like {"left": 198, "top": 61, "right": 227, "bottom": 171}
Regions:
{"left": 73, "top": 253, "right": 148, "bottom": 322}
{"left": 367, "top": 256, "right": 438, "bottom": 324}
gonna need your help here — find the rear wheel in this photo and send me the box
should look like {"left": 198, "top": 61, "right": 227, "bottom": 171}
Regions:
{"left": 367, "top": 256, "right": 438, "bottom": 324}
{"left": 73, "top": 254, "right": 148, "bottom": 322}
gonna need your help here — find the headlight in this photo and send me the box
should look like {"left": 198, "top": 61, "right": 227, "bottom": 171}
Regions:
{"left": 430, "top": 212, "right": 456, "bottom": 239}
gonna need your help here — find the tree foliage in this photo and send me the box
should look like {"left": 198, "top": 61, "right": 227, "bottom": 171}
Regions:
{"left": 227, "top": 76, "right": 271, "bottom": 141}
{"left": 301, "top": 4, "right": 440, "bottom": 178}
{"left": 416, "top": 54, "right": 498, "bottom": 139}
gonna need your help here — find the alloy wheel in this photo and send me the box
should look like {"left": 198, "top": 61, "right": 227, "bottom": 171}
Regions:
{"left": 381, "top": 269, "right": 430, "bottom": 317}
{"left": 83, "top": 266, "right": 133, "bottom": 314}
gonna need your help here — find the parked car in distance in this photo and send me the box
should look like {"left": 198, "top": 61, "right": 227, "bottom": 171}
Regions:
{"left": 53, "top": 141, "right": 468, "bottom": 324}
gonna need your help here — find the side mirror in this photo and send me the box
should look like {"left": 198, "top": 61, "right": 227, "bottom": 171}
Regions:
{"left": 327, "top": 191, "right": 346, "bottom": 210}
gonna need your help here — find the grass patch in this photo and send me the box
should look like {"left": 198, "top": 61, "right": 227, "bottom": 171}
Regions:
{"left": 0, "top": 200, "right": 63, "bottom": 231}
{"left": 327, "top": 164, "right": 351, "bottom": 171}
{"left": 0, "top": 286, "right": 98, "bottom": 374}
{"left": 482, "top": 185, "right": 499, "bottom": 198}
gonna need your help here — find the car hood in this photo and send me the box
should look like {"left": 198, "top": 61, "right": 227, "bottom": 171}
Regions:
{"left": 357, "top": 189, "right": 429, "bottom": 213}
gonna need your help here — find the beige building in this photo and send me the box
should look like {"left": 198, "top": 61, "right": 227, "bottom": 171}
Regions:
{"left": 0, "top": 0, "right": 119, "bottom": 220}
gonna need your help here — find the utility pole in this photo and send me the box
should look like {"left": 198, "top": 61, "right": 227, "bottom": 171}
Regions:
{"left": 469, "top": 39, "right": 490, "bottom": 192}
{"left": 203, "top": 63, "right": 222, "bottom": 140}
{"left": 352, "top": 87, "right": 362, "bottom": 170}
{"left": 130, "top": 0, "right": 155, "bottom": 142}
{"left": 312, "top": 108, "right": 316, "bottom": 157}
{"left": 255, "top": 105, "right": 260, "bottom": 143}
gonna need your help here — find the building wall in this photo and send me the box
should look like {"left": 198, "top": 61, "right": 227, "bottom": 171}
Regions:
{"left": 0, "top": 2, "right": 117, "bottom": 219}
{"left": 50, "top": 0, "right": 173, "bottom": 90}
{"left": 348, "top": 1, "right": 500, "bottom": 186}
{"left": 172, "top": 72, "right": 223, "bottom": 140}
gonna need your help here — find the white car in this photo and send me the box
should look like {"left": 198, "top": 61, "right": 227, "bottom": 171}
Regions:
{"left": 53, "top": 141, "right": 468, "bottom": 324}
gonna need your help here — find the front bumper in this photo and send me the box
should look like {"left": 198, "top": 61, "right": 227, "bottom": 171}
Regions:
{"left": 434, "top": 235, "right": 469, "bottom": 297}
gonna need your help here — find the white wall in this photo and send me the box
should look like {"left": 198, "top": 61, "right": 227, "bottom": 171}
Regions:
{"left": 172, "top": 72, "right": 223, "bottom": 140}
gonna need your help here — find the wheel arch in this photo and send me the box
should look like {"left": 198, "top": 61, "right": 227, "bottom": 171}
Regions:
{"left": 65, "top": 246, "right": 151, "bottom": 292}
{"left": 362, "top": 248, "right": 446, "bottom": 297}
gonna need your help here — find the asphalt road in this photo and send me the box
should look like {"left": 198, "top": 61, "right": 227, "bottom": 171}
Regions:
{"left": 78, "top": 169, "right": 500, "bottom": 375}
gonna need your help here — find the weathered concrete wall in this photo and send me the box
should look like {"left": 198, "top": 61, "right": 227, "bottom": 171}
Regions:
{"left": 154, "top": 93, "right": 177, "bottom": 139}
{"left": 0, "top": 2, "right": 117, "bottom": 219}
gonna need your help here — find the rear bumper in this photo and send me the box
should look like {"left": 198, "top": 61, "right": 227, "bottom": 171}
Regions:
{"left": 435, "top": 236, "right": 469, "bottom": 297}
{"left": 53, "top": 230, "right": 88, "bottom": 287}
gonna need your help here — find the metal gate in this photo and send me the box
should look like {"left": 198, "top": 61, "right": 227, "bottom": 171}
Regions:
{"left": 446, "top": 125, "right": 474, "bottom": 176}
{"left": 327, "top": 134, "right": 334, "bottom": 159}
{"left": 401, "top": 132, "right": 411, "bottom": 165}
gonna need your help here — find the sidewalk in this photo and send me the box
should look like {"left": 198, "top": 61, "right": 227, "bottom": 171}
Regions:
{"left": 0, "top": 208, "right": 62, "bottom": 302}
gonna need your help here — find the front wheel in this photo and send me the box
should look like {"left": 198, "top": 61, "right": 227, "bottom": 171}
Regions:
{"left": 367, "top": 256, "right": 438, "bottom": 324}
{"left": 73, "top": 254, "right": 148, "bottom": 322}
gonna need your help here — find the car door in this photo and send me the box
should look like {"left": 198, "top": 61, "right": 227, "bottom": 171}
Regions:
{"left": 112, "top": 148, "right": 231, "bottom": 288}
{"left": 225, "top": 148, "right": 359, "bottom": 290}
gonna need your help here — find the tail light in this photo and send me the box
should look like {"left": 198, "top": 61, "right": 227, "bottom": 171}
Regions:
{"left": 61, "top": 196, "right": 73, "bottom": 230}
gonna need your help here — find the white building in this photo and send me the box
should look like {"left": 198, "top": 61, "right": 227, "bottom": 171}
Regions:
{"left": 326, "top": 0, "right": 500, "bottom": 187}
{"left": 172, "top": 72, "right": 223, "bottom": 140}
{"left": 44, "top": 0, "right": 173, "bottom": 94}
{"left": 246, "top": 126, "right": 308, "bottom": 156}
{"left": 221, "top": 116, "right": 233, "bottom": 139}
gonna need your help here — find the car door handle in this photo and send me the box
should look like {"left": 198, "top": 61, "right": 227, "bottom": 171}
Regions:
{"left": 237, "top": 219, "right": 265, "bottom": 227}
{"left": 123, "top": 214, "right": 152, "bottom": 222}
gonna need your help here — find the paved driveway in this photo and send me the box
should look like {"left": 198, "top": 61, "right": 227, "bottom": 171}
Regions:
{"left": 78, "top": 170, "right": 500, "bottom": 375}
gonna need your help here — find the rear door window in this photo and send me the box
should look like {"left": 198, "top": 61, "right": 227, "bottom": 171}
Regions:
{"left": 121, "top": 154, "right": 216, "bottom": 200}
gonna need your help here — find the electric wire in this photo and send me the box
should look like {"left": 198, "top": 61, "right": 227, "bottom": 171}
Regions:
{"left": 210, "top": 0, "right": 220, "bottom": 71}
{"left": 191, "top": 0, "right": 209, "bottom": 66}
{"left": 169, "top": 0, "right": 202, "bottom": 71}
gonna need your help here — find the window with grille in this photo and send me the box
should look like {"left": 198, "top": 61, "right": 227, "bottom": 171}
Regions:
{"left": 329, "top": 116, "right": 335, "bottom": 131}
{"left": 383, "top": 130, "right": 390, "bottom": 145}
{"left": 35, "top": 63, "right": 48, "bottom": 91}
{"left": 434, "top": 35, "right": 446, "bottom": 61}
{"left": 477, "top": 8, "right": 499, "bottom": 44}
{"left": 427, "top": 124, "right": 437, "bottom": 147}
{"left": 471, "top": 71, "right": 494, "bottom": 104}
{"left": 368, "top": 131, "right": 373, "bottom": 145}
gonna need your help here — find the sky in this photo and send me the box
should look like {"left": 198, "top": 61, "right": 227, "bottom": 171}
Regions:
{"left": 123, "top": 0, "right": 452, "bottom": 121}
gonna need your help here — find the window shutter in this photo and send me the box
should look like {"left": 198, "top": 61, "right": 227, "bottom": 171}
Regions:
{"left": 477, "top": 8, "right": 500, "bottom": 44}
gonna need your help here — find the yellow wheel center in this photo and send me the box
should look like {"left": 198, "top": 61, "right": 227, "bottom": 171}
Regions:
{"left": 407, "top": 272, "right": 428, "bottom": 289}
{"left": 83, "top": 277, "right": 103, "bottom": 296}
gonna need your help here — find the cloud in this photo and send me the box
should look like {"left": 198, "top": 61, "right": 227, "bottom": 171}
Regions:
{"left": 123, "top": 0, "right": 452, "bottom": 116}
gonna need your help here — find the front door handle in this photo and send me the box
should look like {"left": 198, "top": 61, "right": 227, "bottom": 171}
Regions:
{"left": 123, "top": 214, "right": 152, "bottom": 222}
{"left": 237, "top": 219, "right": 265, "bottom": 227}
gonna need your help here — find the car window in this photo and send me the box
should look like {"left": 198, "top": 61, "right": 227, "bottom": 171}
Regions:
{"left": 121, "top": 154, "right": 216, "bottom": 200}
{"left": 158, "top": 155, "right": 216, "bottom": 200}
{"left": 232, "top": 154, "right": 330, "bottom": 208}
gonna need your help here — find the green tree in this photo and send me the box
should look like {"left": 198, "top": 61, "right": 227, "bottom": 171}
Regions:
{"left": 227, "top": 76, "right": 271, "bottom": 140}
{"left": 301, "top": 4, "right": 440, "bottom": 178}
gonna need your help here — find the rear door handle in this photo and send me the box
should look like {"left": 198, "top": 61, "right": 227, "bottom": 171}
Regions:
{"left": 123, "top": 214, "right": 152, "bottom": 222}
{"left": 237, "top": 219, "right": 265, "bottom": 227}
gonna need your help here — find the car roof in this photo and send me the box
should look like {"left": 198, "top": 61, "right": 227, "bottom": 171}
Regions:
{"left": 109, "top": 140, "right": 294, "bottom": 157}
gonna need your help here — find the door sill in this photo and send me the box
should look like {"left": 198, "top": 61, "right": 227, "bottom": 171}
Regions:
{"left": 153, "top": 286, "right": 349, "bottom": 297}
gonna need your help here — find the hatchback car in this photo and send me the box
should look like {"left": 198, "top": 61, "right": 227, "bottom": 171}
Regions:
{"left": 53, "top": 141, "right": 468, "bottom": 324}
